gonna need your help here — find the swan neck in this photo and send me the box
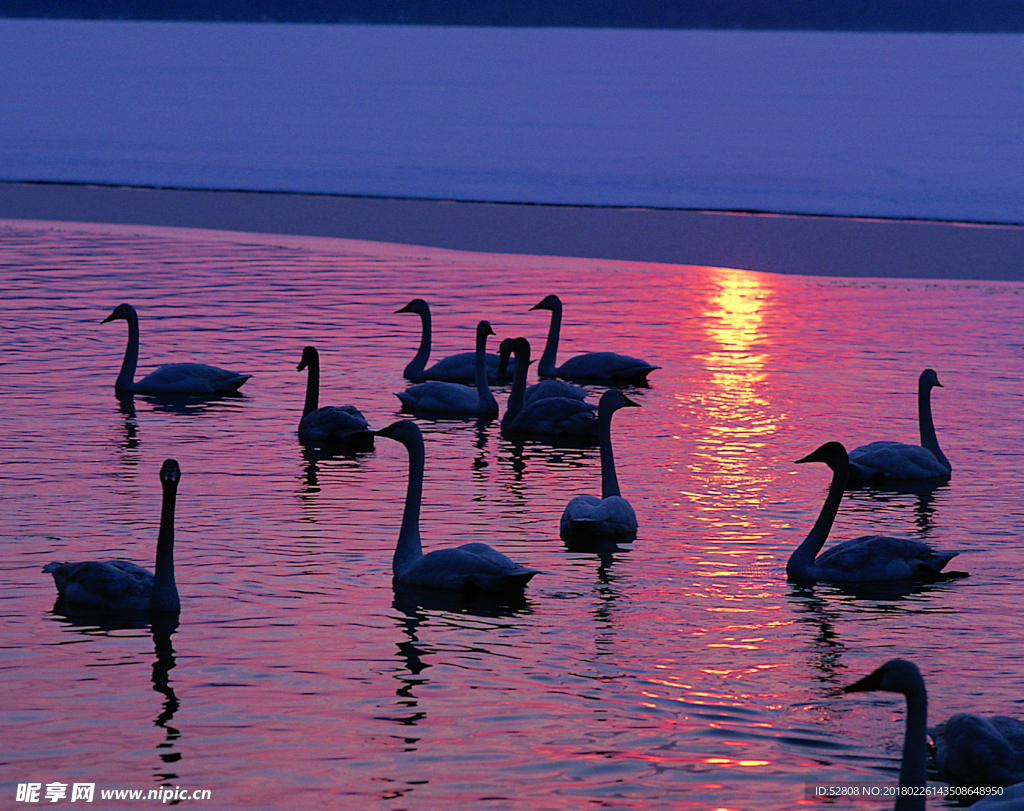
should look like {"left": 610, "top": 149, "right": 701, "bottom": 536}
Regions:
{"left": 917, "top": 382, "right": 948, "bottom": 469}
{"left": 503, "top": 343, "right": 530, "bottom": 426}
{"left": 788, "top": 459, "right": 846, "bottom": 576}
{"left": 394, "top": 436, "right": 425, "bottom": 574}
{"left": 598, "top": 403, "right": 621, "bottom": 499}
{"left": 303, "top": 356, "right": 320, "bottom": 416}
{"left": 117, "top": 309, "right": 141, "bottom": 392}
{"left": 404, "top": 308, "right": 431, "bottom": 379}
{"left": 474, "top": 329, "right": 496, "bottom": 412}
{"left": 538, "top": 303, "right": 561, "bottom": 377}
{"left": 895, "top": 686, "right": 928, "bottom": 811}
{"left": 151, "top": 483, "right": 180, "bottom": 612}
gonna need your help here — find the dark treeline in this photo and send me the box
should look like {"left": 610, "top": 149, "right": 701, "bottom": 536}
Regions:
{"left": 2, "top": 0, "right": 1023, "bottom": 32}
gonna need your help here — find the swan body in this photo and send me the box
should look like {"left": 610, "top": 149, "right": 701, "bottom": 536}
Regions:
{"left": 396, "top": 321, "right": 499, "bottom": 418}
{"left": 931, "top": 712, "right": 1024, "bottom": 787}
{"left": 375, "top": 420, "right": 539, "bottom": 593}
{"left": 848, "top": 369, "right": 951, "bottom": 484}
{"left": 530, "top": 294, "right": 658, "bottom": 384}
{"left": 561, "top": 390, "right": 641, "bottom": 540}
{"left": 297, "top": 346, "right": 373, "bottom": 448}
{"left": 43, "top": 459, "right": 181, "bottom": 612}
{"left": 396, "top": 299, "right": 513, "bottom": 383}
{"left": 103, "top": 303, "right": 251, "bottom": 396}
{"left": 842, "top": 659, "right": 929, "bottom": 811}
{"left": 499, "top": 337, "right": 598, "bottom": 440}
{"left": 787, "top": 442, "right": 961, "bottom": 582}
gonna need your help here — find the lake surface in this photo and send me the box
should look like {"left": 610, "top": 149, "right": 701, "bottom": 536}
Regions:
{"left": 1, "top": 218, "right": 1022, "bottom": 809}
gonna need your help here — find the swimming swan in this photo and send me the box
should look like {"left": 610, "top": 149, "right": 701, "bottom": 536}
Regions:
{"left": 847, "top": 369, "right": 951, "bottom": 484}
{"left": 842, "top": 659, "right": 930, "bottom": 811}
{"left": 530, "top": 294, "right": 658, "bottom": 384}
{"left": 931, "top": 712, "right": 1024, "bottom": 788}
{"left": 297, "top": 346, "right": 373, "bottom": 449}
{"left": 499, "top": 337, "right": 598, "bottom": 440}
{"left": 103, "top": 303, "right": 251, "bottom": 397}
{"left": 787, "top": 442, "right": 961, "bottom": 582}
{"left": 43, "top": 459, "right": 181, "bottom": 612}
{"left": 560, "top": 389, "right": 641, "bottom": 540}
{"left": 396, "top": 298, "right": 513, "bottom": 383}
{"left": 396, "top": 321, "right": 499, "bottom": 419}
{"left": 375, "top": 420, "right": 539, "bottom": 593}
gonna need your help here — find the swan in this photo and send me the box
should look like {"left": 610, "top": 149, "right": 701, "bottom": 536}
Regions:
{"left": 530, "top": 294, "right": 658, "bottom": 384}
{"left": 847, "top": 369, "right": 952, "bottom": 484}
{"left": 842, "top": 658, "right": 930, "bottom": 811}
{"left": 103, "top": 303, "right": 251, "bottom": 397}
{"left": 496, "top": 338, "right": 589, "bottom": 405}
{"left": 787, "top": 441, "right": 962, "bottom": 582}
{"left": 499, "top": 337, "right": 599, "bottom": 440}
{"left": 395, "top": 321, "right": 499, "bottom": 419}
{"left": 931, "top": 712, "right": 1024, "bottom": 788}
{"left": 43, "top": 459, "right": 181, "bottom": 612}
{"left": 396, "top": 298, "right": 513, "bottom": 383}
{"left": 560, "top": 389, "right": 641, "bottom": 540}
{"left": 375, "top": 420, "right": 539, "bottom": 593}
{"left": 296, "top": 346, "right": 374, "bottom": 449}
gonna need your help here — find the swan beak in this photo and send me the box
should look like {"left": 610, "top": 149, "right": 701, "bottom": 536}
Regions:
{"left": 623, "top": 394, "right": 642, "bottom": 408}
{"left": 101, "top": 311, "right": 118, "bottom": 323}
{"left": 795, "top": 452, "right": 816, "bottom": 464}
{"left": 842, "top": 668, "right": 885, "bottom": 693}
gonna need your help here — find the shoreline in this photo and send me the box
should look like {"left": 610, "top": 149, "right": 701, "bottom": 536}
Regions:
{"left": 1, "top": 181, "right": 1022, "bottom": 281}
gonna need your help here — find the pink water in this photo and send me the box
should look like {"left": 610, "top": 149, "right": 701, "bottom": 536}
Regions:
{"left": 1, "top": 219, "right": 1022, "bottom": 810}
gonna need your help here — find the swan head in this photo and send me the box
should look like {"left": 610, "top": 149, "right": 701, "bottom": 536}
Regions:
{"left": 297, "top": 345, "right": 318, "bottom": 372}
{"left": 600, "top": 389, "right": 641, "bottom": 413}
{"left": 102, "top": 302, "right": 137, "bottom": 324}
{"left": 530, "top": 294, "right": 561, "bottom": 312}
{"left": 842, "top": 658, "right": 925, "bottom": 698}
{"left": 160, "top": 458, "right": 181, "bottom": 487}
{"left": 374, "top": 419, "right": 422, "bottom": 446}
{"left": 795, "top": 441, "right": 848, "bottom": 470}
{"left": 395, "top": 298, "right": 429, "bottom": 316}
{"left": 498, "top": 336, "right": 531, "bottom": 374}
{"left": 920, "top": 368, "right": 943, "bottom": 389}
{"left": 477, "top": 321, "right": 496, "bottom": 340}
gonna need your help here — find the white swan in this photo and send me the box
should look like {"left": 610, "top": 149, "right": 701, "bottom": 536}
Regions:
{"left": 842, "top": 658, "right": 930, "bottom": 811}
{"left": 103, "top": 303, "right": 251, "bottom": 397}
{"left": 296, "top": 346, "right": 373, "bottom": 448}
{"left": 396, "top": 321, "right": 499, "bottom": 419}
{"left": 375, "top": 420, "right": 539, "bottom": 593}
{"left": 396, "top": 298, "right": 513, "bottom": 383}
{"left": 530, "top": 294, "right": 658, "bottom": 384}
{"left": 560, "top": 389, "right": 641, "bottom": 540}
{"left": 43, "top": 459, "right": 181, "bottom": 612}
{"left": 787, "top": 442, "right": 961, "bottom": 582}
{"left": 931, "top": 712, "right": 1024, "bottom": 788}
{"left": 499, "top": 337, "right": 599, "bottom": 440}
{"left": 847, "top": 369, "right": 951, "bottom": 484}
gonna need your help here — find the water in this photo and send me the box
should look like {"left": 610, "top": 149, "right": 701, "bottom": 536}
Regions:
{"left": 1, "top": 218, "right": 1023, "bottom": 810}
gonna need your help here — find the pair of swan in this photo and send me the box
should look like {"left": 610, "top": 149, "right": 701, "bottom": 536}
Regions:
{"left": 499, "top": 337, "right": 599, "bottom": 439}
{"left": 560, "top": 389, "right": 641, "bottom": 540}
{"left": 296, "top": 346, "right": 374, "bottom": 449}
{"left": 847, "top": 369, "right": 951, "bottom": 484}
{"left": 788, "top": 441, "right": 962, "bottom": 582}
{"left": 530, "top": 294, "right": 659, "bottom": 384}
{"left": 104, "top": 303, "right": 251, "bottom": 397}
{"left": 397, "top": 299, "right": 513, "bottom": 384}
{"left": 396, "top": 321, "right": 499, "bottom": 419}
{"left": 376, "top": 420, "right": 539, "bottom": 593}
{"left": 843, "top": 659, "right": 1024, "bottom": 810}
{"left": 44, "top": 459, "right": 181, "bottom": 612}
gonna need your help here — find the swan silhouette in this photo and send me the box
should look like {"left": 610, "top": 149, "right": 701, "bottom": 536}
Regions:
{"left": 560, "top": 390, "right": 641, "bottom": 540}
{"left": 842, "top": 659, "right": 931, "bottom": 811}
{"left": 396, "top": 299, "right": 513, "bottom": 383}
{"left": 848, "top": 369, "right": 951, "bottom": 484}
{"left": 375, "top": 420, "right": 539, "bottom": 593}
{"left": 499, "top": 337, "right": 599, "bottom": 440}
{"left": 296, "top": 346, "right": 373, "bottom": 449}
{"left": 396, "top": 321, "right": 499, "bottom": 419}
{"left": 43, "top": 459, "right": 181, "bottom": 612}
{"left": 103, "top": 303, "right": 251, "bottom": 397}
{"left": 530, "top": 294, "right": 658, "bottom": 384}
{"left": 931, "top": 712, "right": 1024, "bottom": 788}
{"left": 787, "top": 442, "right": 962, "bottom": 582}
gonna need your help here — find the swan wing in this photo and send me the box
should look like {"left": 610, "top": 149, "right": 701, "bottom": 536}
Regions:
{"left": 848, "top": 440, "right": 950, "bottom": 482}
{"left": 398, "top": 544, "right": 538, "bottom": 592}
{"left": 298, "top": 406, "right": 372, "bottom": 445}
{"left": 813, "top": 535, "right": 958, "bottom": 582}
{"left": 44, "top": 560, "right": 154, "bottom": 610}
{"left": 932, "top": 713, "right": 1024, "bottom": 787}
{"left": 560, "top": 495, "right": 637, "bottom": 539}
{"left": 524, "top": 379, "right": 588, "bottom": 406}
{"left": 422, "top": 352, "right": 513, "bottom": 384}
{"left": 396, "top": 381, "right": 485, "bottom": 417}
{"left": 135, "top": 362, "right": 251, "bottom": 396}
{"left": 506, "top": 396, "right": 598, "bottom": 437}
{"left": 554, "top": 352, "right": 658, "bottom": 383}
